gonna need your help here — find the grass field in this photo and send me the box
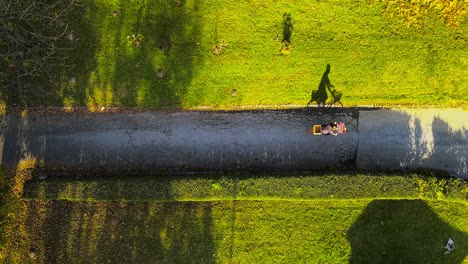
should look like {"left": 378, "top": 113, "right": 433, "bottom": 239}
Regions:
{"left": 4, "top": 0, "right": 467, "bottom": 109}
{"left": 1, "top": 172, "right": 467, "bottom": 263}
{"left": 2, "top": 199, "right": 467, "bottom": 264}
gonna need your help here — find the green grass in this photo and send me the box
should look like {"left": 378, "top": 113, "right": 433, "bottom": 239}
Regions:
{"left": 1, "top": 199, "right": 467, "bottom": 263}
{"left": 23, "top": 173, "right": 468, "bottom": 202}
{"left": 4, "top": 0, "right": 467, "bottom": 108}
{"left": 0, "top": 173, "right": 466, "bottom": 263}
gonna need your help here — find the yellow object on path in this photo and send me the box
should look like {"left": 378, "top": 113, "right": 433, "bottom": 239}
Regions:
{"left": 313, "top": 125, "right": 322, "bottom": 135}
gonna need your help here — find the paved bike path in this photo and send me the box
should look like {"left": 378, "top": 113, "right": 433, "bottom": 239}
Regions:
{"left": 0, "top": 108, "right": 466, "bottom": 178}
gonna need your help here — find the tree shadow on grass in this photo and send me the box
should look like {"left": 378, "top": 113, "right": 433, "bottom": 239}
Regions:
{"left": 4, "top": 177, "right": 216, "bottom": 263}
{"left": 280, "top": 12, "right": 293, "bottom": 53}
{"left": 282, "top": 13, "right": 293, "bottom": 44}
{"left": 0, "top": 0, "right": 204, "bottom": 109}
{"left": 84, "top": 0, "right": 204, "bottom": 108}
{"left": 347, "top": 200, "right": 468, "bottom": 264}
{"left": 57, "top": 1, "right": 100, "bottom": 107}
{"left": 0, "top": 0, "right": 94, "bottom": 107}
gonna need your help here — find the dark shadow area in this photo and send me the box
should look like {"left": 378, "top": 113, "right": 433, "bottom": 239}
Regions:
{"left": 0, "top": 114, "right": 22, "bottom": 167}
{"left": 23, "top": 175, "right": 178, "bottom": 200}
{"left": 307, "top": 64, "right": 343, "bottom": 107}
{"left": 92, "top": 0, "right": 203, "bottom": 108}
{"left": 431, "top": 117, "right": 467, "bottom": 178}
{"left": 3, "top": 179, "right": 216, "bottom": 264}
{"left": 0, "top": 110, "right": 43, "bottom": 171}
{"left": 0, "top": 0, "right": 94, "bottom": 107}
{"left": 280, "top": 13, "right": 293, "bottom": 54}
{"left": 58, "top": 1, "right": 101, "bottom": 106}
{"left": 347, "top": 199, "right": 468, "bottom": 263}
{"left": 0, "top": 0, "right": 204, "bottom": 109}
{"left": 282, "top": 13, "right": 293, "bottom": 45}
{"left": 0, "top": 168, "right": 11, "bottom": 249}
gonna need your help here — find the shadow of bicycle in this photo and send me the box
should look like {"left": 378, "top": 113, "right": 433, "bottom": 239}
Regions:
{"left": 306, "top": 64, "right": 343, "bottom": 107}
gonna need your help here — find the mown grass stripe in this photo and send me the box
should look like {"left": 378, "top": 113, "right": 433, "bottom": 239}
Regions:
{"left": 23, "top": 174, "right": 468, "bottom": 202}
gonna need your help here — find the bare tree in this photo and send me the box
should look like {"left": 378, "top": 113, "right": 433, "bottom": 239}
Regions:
{"left": 0, "top": 0, "right": 77, "bottom": 106}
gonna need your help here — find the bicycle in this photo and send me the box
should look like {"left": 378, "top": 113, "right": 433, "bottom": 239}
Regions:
{"left": 306, "top": 90, "right": 343, "bottom": 107}
{"left": 327, "top": 89, "right": 343, "bottom": 107}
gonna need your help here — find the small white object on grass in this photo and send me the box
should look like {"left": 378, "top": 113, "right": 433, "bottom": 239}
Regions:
{"left": 444, "top": 237, "right": 455, "bottom": 255}
{"left": 157, "top": 70, "right": 164, "bottom": 78}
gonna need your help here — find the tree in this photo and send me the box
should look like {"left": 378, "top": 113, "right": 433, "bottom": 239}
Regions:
{"left": 0, "top": 0, "right": 77, "bottom": 106}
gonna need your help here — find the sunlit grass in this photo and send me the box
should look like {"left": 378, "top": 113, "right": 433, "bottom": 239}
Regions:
{"left": 1, "top": 0, "right": 466, "bottom": 108}
{"left": 2, "top": 172, "right": 468, "bottom": 262}
{"left": 0, "top": 157, "right": 37, "bottom": 262}
{"left": 44, "top": 0, "right": 468, "bottom": 109}
{"left": 1, "top": 199, "right": 467, "bottom": 263}
{"left": 0, "top": 101, "right": 6, "bottom": 114}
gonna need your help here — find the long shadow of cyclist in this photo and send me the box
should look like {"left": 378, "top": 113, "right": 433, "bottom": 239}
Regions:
{"left": 307, "top": 64, "right": 333, "bottom": 107}
{"left": 307, "top": 64, "right": 343, "bottom": 107}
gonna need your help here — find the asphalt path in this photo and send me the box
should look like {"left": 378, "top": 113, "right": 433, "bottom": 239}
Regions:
{"left": 0, "top": 108, "right": 466, "bottom": 178}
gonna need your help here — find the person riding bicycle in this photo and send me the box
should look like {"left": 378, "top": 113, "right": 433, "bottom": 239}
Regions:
{"left": 321, "top": 122, "right": 340, "bottom": 136}
{"left": 307, "top": 122, "right": 347, "bottom": 136}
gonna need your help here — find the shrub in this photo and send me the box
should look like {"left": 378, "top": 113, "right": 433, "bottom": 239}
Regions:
{"left": 374, "top": 0, "right": 468, "bottom": 28}
{"left": 127, "top": 34, "right": 144, "bottom": 48}
{"left": 212, "top": 41, "right": 228, "bottom": 56}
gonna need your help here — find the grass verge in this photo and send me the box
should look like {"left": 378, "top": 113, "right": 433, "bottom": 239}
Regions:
{"left": 23, "top": 173, "right": 468, "bottom": 202}
{"left": 1, "top": 171, "right": 467, "bottom": 263}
